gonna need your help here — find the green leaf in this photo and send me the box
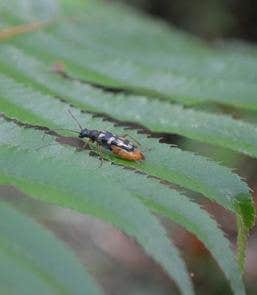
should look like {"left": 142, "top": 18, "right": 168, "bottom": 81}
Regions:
{"left": 0, "top": 118, "right": 246, "bottom": 295}
{"left": 1, "top": 0, "right": 257, "bottom": 110}
{"left": 106, "top": 171, "right": 246, "bottom": 295}
{"left": 0, "top": 73, "right": 254, "bottom": 230}
{"left": 7, "top": 27, "right": 257, "bottom": 110}
{"left": 0, "top": 0, "right": 255, "bottom": 293}
{"left": 1, "top": 45, "right": 257, "bottom": 159}
{"left": 0, "top": 0, "right": 59, "bottom": 21}
{"left": 0, "top": 119, "right": 194, "bottom": 295}
{"left": 0, "top": 201, "right": 102, "bottom": 295}
{"left": 65, "top": 11, "right": 257, "bottom": 84}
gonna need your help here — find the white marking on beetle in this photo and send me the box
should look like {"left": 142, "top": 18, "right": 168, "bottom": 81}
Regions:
{"left": 107, "top": 137, "right": 116, "bottom": 145}
{"left": 116, "top": 139, "right": 125, "bottom": 146}
{"left": 98, "top": 132, "right": 106, "bottom": 138}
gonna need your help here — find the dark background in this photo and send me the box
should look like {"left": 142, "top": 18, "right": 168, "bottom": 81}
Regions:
{"left": 113, "top": 0, "right": 257, "bottom": 42}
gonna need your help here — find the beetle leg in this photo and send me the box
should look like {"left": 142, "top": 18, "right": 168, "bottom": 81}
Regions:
{"left": 96, "top": 143, "right": 104, "bottom": 167}
{"left": 83, "top": 140, "right": 103, "bottom": 166}
{"left": 83, "top": 139, "right": 93, "bottom": 150}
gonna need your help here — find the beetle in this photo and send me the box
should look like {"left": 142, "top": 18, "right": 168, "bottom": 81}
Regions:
{"left": 79, "top": 128, "right": 144, "bottom": 161}
{"left": 64, "top": 110, "right": 145, "bottom": 162}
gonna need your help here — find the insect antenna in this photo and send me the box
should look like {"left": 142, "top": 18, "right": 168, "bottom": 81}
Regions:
{"left": 49, "top": 128, "right": 80, "bottom": 134}
{"left": 67, "top": 109, "right": 83, "bottom": 130}
{"left": 41, "top": 128, "right": 79, "bottom": 141}
{"left": 41, "top": 128, "right": 80, "bottom": 145}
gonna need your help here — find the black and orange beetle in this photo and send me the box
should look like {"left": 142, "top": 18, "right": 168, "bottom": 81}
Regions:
{"left": 65, "top": 110, "right": 145, "bottom": 162}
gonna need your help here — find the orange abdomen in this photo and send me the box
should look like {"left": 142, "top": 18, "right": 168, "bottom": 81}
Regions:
{"left": 111, "top": 145, "right": 145, "bottom": 161}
